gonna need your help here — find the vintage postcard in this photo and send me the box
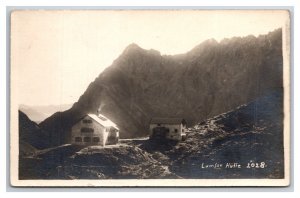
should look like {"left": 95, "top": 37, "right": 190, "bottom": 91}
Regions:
{"left": 10, "top": 10, "right": 291, "bottom": 187}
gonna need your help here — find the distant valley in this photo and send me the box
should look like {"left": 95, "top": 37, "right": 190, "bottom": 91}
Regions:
{"left": 19, "top": 104, "right": 72, "bottom": 123}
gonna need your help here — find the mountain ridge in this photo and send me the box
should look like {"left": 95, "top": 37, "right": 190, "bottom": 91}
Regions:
{"left": 20, "top": 104, "right": 72, "bottom": 123}
{"left": 39, "top": 28, "right": 283, "bottom": 147}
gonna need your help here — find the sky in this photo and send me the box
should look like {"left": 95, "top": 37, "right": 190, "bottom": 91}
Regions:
{"left": 11, "top": 10, "right": 289, "bottom": 106}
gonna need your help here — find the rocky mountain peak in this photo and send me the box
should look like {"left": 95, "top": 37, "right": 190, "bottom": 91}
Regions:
{"left": 39, "top": 28, "right": 283, "bottom": 146}
{"left": 122, "top": 43, "right": 144, "bottom": 54}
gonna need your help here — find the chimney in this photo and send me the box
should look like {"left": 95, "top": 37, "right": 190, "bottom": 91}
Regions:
{"left": 97, "top": 103, "right": 105, "bottom": 116}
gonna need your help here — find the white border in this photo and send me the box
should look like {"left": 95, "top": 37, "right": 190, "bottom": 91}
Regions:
{"left": 1, "top": 0, "right": 298, "bottom": 195}
{"left": 8, "top": 8, "right": 291, "bottom": 188}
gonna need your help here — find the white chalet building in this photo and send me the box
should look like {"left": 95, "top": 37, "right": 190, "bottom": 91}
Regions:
{"left": 71, "top": 114, "right": 119, "bottom": 146}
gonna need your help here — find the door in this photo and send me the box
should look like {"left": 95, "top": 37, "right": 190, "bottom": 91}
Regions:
{"left": 151, "top": 127, "right": 170, "bottom": 139}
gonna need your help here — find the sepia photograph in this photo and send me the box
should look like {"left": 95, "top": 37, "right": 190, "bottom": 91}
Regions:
{"left": 10, "top": 9, "right": 290, "bottom": 187}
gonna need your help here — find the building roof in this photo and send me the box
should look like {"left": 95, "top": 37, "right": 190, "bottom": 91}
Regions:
{"left": 150, "top": 118, "right": 186, "bottom": 125}
{"left": 86, "top": 114, "right": 119, "bottom": 130}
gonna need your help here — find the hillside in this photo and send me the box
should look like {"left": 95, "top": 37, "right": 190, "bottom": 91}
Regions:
{"left": 19, "top": 90, "right": 284, "bottom": 179}
{"left": 19, "top": 110, "right": 50, "bottom": 149}
{"left": 39, "top": 28, "right": 283, "bottom": 147}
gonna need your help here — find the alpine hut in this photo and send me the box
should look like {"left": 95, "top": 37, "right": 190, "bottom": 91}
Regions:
{"left": 71, "top": 113, "right": 119, "bottom": 146}
{"left": 149, "top": 118, "right": 187, "bottom": 141}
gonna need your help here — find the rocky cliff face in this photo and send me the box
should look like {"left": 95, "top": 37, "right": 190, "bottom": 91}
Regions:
{"left": 39, "top": 29, "right": 283, "bottom": 146}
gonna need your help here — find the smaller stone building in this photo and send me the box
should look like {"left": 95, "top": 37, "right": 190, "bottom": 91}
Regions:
{"left": 149, "top": 118, "right": 187, "bottom": 141}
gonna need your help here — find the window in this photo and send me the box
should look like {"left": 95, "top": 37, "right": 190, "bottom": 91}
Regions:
{"left": 93, "top": 137, "right": 100, "bottom": 142}
{"left": 75, "top": 137, "right": 82, "bottom": 142}
{"left": 174, "top": 129, "right": 178, "bottom": 132}
{"left": 182, "top": 129, "right": 184, "bottom": 132}
{"left": 81, "top": 127, "right": 94, "bottom": 133}
{"left": 157, "top": 124, "right": 161, "bottom": 126}
{"left": 110, "top": 127, "right": 118, "bottom": 133}
{"left": 83, "top": 137, "right": 91, "bottom": 142}
{"left": 82, "top": 119, "right": 92, "bottom": 124}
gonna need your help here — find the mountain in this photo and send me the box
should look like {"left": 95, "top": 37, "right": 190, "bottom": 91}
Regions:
{"left": 39, "top": 28, "right": 283, "bottom": 147}
{"left": 19, "top": 104, "right": 72, "bottom": 123}
{"left": 19, "top": 90, "right": 283, "bottom": 179}
{"left": 19, "top": 110, "right": 50, "bottom": 149}
{"left": 19, "top": 105, "right": 47, "bottom": 123}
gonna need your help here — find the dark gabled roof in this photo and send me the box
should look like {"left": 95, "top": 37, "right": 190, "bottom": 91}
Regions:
{"left": 150, "top": 118, "right": 186, "bottom": 125}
